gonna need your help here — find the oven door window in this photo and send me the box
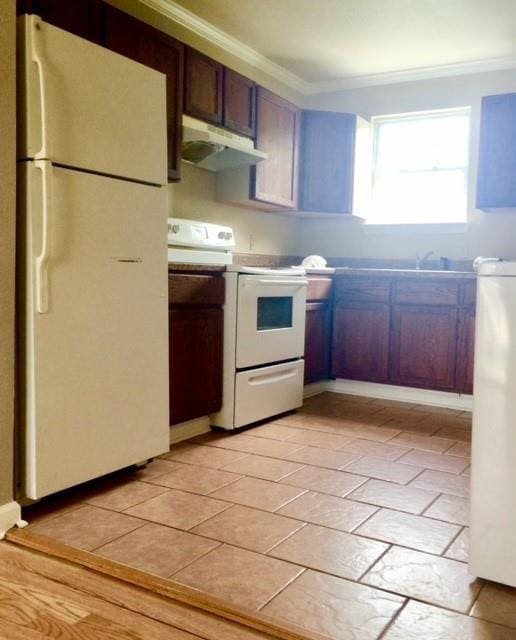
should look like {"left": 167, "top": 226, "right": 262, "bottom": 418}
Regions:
{"left": 257, "top": 296, "right": 293, "bottom": 331}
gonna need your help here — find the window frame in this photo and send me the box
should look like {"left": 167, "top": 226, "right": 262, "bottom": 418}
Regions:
{"left": 368, "top": 107, "right": 471, "bottom": 226}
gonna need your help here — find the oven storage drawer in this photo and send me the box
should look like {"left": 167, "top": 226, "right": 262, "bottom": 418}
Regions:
{"left": 234, "top": 360, "right": 304, "bottom": 428}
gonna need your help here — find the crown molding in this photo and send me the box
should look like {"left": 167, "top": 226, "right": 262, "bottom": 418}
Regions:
{"left": 306, "top": 55, "right": 516, "bottom": 94}
{"left": 138, "top": 0, "right": 516, "bottom": 96}
{"left": 138, "top": 0, "right": 309, "bottom": 94}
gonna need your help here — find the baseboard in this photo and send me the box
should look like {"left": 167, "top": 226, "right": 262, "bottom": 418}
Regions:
{"left": 303, "top": 381, "right": 328, "bottom": 399}
{"left": 169, "top": 416, "right": 211, "bottom": 445}
{"left": 304, "top": 379, "right": 473, "bottom": 411}
{"left": 0, "top": 501, "right": 27, "bottom": 540}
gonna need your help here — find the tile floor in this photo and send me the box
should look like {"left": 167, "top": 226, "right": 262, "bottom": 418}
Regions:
{"left": 22, "top": 392, "right": 516, "bottom": 640}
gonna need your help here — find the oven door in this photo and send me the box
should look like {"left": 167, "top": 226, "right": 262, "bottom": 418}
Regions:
{"left": 236, "top": 275, "right": 307, "bottom": 368}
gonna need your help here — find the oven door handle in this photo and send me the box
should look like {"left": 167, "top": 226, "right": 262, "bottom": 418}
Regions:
{"left": 244, "top": 279, "right": 308, "bottom": 288}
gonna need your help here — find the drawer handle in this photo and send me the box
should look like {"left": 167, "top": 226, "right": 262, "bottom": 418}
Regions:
{"left": 248, "top": 368, "right": 299, "bottom": 385}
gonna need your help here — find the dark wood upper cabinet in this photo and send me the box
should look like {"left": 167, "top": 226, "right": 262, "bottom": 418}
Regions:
{"left": 223, "top": 68, "right": 256, "bottom": 138}
{"left": 17, "top": 0, "right": 103, "bottom": 43}
{"left": 300, "top": 110, "right": 357, "bottom": 213}
{"left": 103, "top": 6, "right": 184, "bottom": 182}
{"left": 477, "top": 93, "right": 516, "bottom": 209}
{"left": 184, "top": 47, "right": 223, "bottom": 125}
{"left": 251, "top": 88, "right": 300, "bottom": 209}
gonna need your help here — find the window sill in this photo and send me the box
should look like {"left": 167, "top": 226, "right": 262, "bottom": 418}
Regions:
{"left": 362, "top": 222, "right": 469, "bottom": 235}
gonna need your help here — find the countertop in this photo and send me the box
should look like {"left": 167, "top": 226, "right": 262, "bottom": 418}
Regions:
{"left": 168, "top": 263, "right": 476, "bottom": 279}
{"left": 332, "top": 267, "right": 476, "bottom": 279}
{"left": 168, "top": 263, "right": 226, "bottom": 273}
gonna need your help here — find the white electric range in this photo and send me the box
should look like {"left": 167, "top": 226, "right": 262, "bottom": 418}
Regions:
{"left": 168, "top": 218, "right": 307, "bottom": 430}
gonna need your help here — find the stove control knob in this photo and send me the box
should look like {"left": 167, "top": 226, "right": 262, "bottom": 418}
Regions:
{"left": 225, "top": 232, "right": 233, "bottom": 240}
{"left": 218, "top": 231, "right": 226, "bottom": 239}
{"left": 171, "top": 224, "right": 180, "bottom": 234}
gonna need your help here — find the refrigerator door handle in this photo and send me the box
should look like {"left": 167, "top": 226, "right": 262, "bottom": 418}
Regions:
{"left": 30, "top": 16, "right": 49, "bottom": 159}
{"left": 34, "top": 160, "right": 53, "bottom": 314}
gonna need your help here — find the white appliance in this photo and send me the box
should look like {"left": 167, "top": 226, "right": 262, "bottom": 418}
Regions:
{"left": 182, "top": 115, "right": 267, "bottom": 172}
{"left": 470, "top": 258, "right": 516, "bottom": 587}
{"left": 17, "top": 16, "right": 170, "bottom": 500}
{"left": 211, "top": 265, "right": 307, "bottom": 430}
{"left": 167, "top": 217, "right": 235, "bottom": 265}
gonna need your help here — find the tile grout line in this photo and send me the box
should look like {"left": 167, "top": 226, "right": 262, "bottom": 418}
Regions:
{"left": 377, "top": 596, "right": 410, "bottom": 639}
{"left": 440, "top": 524, "right": 467, "bottom": 558}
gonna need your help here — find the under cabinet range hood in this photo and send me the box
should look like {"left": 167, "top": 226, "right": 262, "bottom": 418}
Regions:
{"left": 181, "top": 115, "right": 267, "bottom": 172}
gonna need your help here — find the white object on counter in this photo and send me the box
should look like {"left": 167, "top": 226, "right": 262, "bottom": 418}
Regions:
{"left": 470, "top": 258, "right": 516, "bottom": 587}
{"left": 302, "top": 255, "right": 328, "bottom": 268}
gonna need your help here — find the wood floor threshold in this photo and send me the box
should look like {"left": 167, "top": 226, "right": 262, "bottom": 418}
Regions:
{"left": 7, "top": 528, "right": 328, "bottom": 640}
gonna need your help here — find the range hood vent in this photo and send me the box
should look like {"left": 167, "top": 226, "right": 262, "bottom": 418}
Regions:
{"left": 181, "top": 115, "right": 267, "bottom": 172}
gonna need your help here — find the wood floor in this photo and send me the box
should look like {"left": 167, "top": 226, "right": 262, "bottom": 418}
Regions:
{"left": 0, "top": 540, "right": 289, "bottom": 639}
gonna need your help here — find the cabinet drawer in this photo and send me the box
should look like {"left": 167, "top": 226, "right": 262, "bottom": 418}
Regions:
{"left": 169, "top": 274, "right": 225, "bottom": 305}
{"left": 394, "top": 279, "right": 458, "bottom": 306}
{"left": 461, "top": 280, "right": 477, "bottom": 306}
{"left": 334, "top": 277, "right": 391, "bottom": 303}
{"left": 307, "top": 277, "right": 333, "bottom": 301}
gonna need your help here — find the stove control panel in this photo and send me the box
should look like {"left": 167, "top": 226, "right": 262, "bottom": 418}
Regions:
{"left": 167, "top": 217, "right": 235, "bottom": 251}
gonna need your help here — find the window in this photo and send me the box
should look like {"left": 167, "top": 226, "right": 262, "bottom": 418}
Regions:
{"left": 368, "top": 108, "right": 470, "bottom": 225}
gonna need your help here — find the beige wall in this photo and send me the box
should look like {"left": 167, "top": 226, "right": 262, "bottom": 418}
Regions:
{"left": 170, "top": 164, "right": 300, "bottom": 255}
{"left": 0, "top": 0, "right": 16, "bottom": 505}
{"left": 298, "top": 69, "right": 516, "bottom": 261}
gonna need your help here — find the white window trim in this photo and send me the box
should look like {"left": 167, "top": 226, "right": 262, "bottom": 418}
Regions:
{"left": 366, "top": 107, "right": 471, "bottom": 227}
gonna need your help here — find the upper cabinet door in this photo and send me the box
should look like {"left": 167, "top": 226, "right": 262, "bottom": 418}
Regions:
{"left": 251, "top": 88, "right": 300, "bottom": 209}
{"left": 17, "top": 0, "right": 103, "bottom": 43}
{"left": 477, "top": 93, "right": 516, "bottom": 209}
{"left": 104, "top": 6, "right": 184, "bottom": 182}
{"left": 300, "top": 110, "right": 357, "bottom": 213}
{"left": 223, "top": 68, "right": 256, "bottom": 138}
{"left": 184, "top": 48, "right": 223, "bottom": 125}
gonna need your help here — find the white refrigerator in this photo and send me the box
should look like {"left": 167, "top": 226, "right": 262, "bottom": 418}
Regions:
{"left": 17, "top": 15, "right": 170, "bottom": 501}
{"left": 470, "top": 259, "right": 516, "bottom": 587}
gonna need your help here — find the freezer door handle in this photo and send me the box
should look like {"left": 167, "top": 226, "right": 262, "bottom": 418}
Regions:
{"left": 34, "top": 160, "right": 53, "bottom": 314}
{"left": 30, "top": 16, "right": 49, "bottom": 159}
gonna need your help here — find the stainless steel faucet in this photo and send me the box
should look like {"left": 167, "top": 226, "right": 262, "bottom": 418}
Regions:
{"left": 416, "top": 251, "right": 435, "bottom": 270}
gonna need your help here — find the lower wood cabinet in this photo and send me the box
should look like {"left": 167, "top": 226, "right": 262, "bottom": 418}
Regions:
{"left": 304, "top": 277, "right": 333, "bottom": 384}
{"left": 332, "top": 301, "right": 390, "bottom": 382}
{"left": 456, "top": 306, "right": 475, "bottom": 394}
{"left": 330, "top": 274, "right": 476, "bottom": 395}
{"left": 305, "top": 302, "right": 331, "bottom": 384}
{"left": 389, "top": 304, "right": 458, "bottom": 391}
{"left": 169, "top": 273, "right": 224, "bottom": 425}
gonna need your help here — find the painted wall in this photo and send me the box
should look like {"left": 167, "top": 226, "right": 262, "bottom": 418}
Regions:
{"left": 0, "top": 0, "right": 16, "bottom": 505}
{"left": 170, "top": 164, "right": 300, "bottom": 255}
{"left": 106, "top": 0, "right": 301, "bottom": 257}
{"left": 298, "top": 69, "right": 516, "bottom": 261}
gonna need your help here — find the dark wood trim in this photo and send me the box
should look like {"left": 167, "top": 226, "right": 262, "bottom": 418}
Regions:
{"left": 7, "top": 529, "right": 328, "bottom": 640}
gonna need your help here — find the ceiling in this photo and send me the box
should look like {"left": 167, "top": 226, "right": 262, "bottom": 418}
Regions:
{"left": 169, "top": 0, "right": 516, "bottom": 89}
